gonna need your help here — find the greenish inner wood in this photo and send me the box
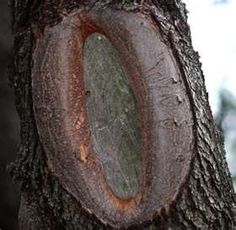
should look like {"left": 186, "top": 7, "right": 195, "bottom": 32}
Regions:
{"left": 84, "top": 33, "right": 142, "bottom": 200}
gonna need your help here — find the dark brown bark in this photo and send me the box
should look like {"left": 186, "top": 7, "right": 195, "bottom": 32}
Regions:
{"left": 10, "top": 0, "right": 235, "bottom": 229}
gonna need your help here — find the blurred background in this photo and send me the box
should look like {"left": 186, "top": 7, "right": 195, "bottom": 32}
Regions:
{"left": 0, "top": 0, "right": 19, "bottom": 230}
{"left": 0, "top": 0, "right": 235, "bottom": 229}
{"left": 0, "top": 0, "right": 20, "bottom": 230}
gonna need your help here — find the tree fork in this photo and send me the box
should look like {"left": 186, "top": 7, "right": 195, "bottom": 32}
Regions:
{"left": 10, "top": 0, "right": 235, "bottom": 229}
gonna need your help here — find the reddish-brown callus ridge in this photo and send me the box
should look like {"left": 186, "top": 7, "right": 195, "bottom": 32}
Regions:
{"left": 31, "top": 7, "right": 193, "bottom": 228}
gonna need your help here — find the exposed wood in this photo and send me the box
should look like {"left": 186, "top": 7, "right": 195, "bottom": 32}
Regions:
{"left": 84, "top": 33, "right": 142, "bottom": 200}
{"left": 10, "top": 0, "right": 235, "bottom": 229}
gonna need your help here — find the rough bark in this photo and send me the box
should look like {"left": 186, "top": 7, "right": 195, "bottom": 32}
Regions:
{"left": 10, "top": 0, "right": 235, "bottom": 229}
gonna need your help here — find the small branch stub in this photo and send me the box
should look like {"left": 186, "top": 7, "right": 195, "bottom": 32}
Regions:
{"left": 32, "top": 6, "right": 193, "bottom": 228}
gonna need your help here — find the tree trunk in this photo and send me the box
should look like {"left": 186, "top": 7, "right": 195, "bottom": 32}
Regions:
{"left": 10, "top": 0, "right": 235, "bottom": 229}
